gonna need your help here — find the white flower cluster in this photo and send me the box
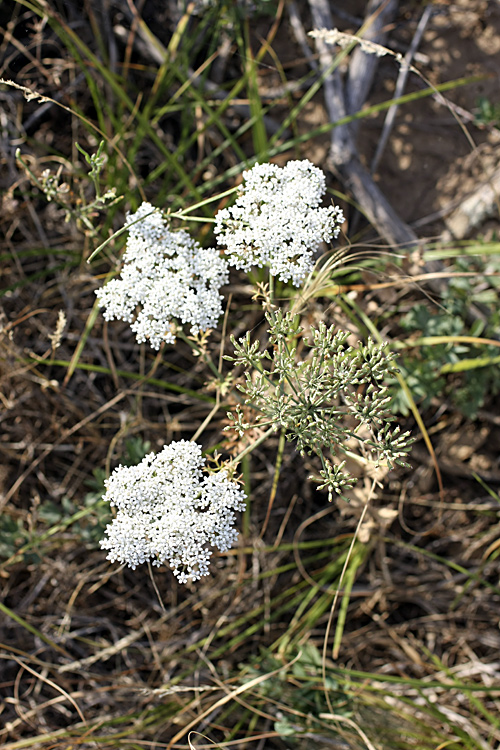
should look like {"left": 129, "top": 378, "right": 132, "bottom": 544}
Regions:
{"left": 214, "top": 160, "right": 344, "bottom": 285}
{"left": 100, "top": 441, "right": 246, "bottom": 583}
{"left": 95, "top": 203, "right": 229, "bottom": 349}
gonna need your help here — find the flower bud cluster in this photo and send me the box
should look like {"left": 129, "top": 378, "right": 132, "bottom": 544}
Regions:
{"left": 95, "top": 203, "right": 229, "bottom": 349}
{"left": 100, "top": 440, "right": 246, "bottom": 583}
{"left": 214, "top": 160, "right": 344, "bottom": 285}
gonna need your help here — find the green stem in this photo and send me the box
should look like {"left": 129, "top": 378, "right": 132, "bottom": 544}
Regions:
{"left": 176, "top": 329, "right": 221, "bottom": 380}
{"left": 231, "top": 426, "right": 276, "bottom": 465}
{"left": 166, "top": 214, "right": 215, "bottom": 223}
{"left": 87, "top": 208, "right": 159, "bottom": 262}
{"left": 268, "top": 273, "right": 275, "bottom": 314}
{"left": 15, "top": 149, "right": 44, "bottom": 190}
{"left": 172, "top": 185, "right": 237, "bottom": 215}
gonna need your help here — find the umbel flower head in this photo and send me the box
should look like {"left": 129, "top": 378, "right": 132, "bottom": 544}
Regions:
{"left": 96, "top": 202, "right": 229, "bottom": 349}
{"left": 214, "top": 159, "right": 344, "bottom": 286}
{"left": 100, "top": 441, "right": 246, "bottom": 583}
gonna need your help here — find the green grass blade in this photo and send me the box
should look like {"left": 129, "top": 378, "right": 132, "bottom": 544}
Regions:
{"left": 0, "top": 601, "right": 69, "bottom": 657}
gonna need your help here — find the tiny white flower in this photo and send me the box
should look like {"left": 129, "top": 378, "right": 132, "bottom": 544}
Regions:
{"left": 100, "top": 441, "right": 246, "bottom": 583}
{"left": 96, "top": 203, "right": 229, "bottom": 349}
{"left": 214, "top": 160, "right": 344, "bottom": 286}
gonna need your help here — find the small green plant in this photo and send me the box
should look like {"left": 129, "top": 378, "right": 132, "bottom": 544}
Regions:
{"left": 15, "top": 140, "right": 122, "bottom": 234}
{"left": 0, "top": 515, "right": 31, "bottom": 560}
{"left": 474, "top": 96, "right": 500, "bottom": 129}
{"left": 246, "top": 643, "right": 351, "bottom": 741}
{"left": 392, "top": 253, "right": 500, "bottom": 419}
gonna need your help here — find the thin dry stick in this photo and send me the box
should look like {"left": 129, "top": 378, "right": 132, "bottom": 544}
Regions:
{"left": 322, "top": 269, "right": 500, "bottom": 294}
{"left": 148, "top": 560, "right": 166, "bottom": 613}
{"left": 371, "top": 4, "right": 433, "bottom": 173}
{"left": 58, "top": 630, "right": 145, "bottom": 673}
{"left": 318, "top": 711, "right": 378, "bottom": 750}
{"left": 11, "top": 657, "right": 86, "bottom": 724}
{"left": 188, "top": 731, "right": 223, "bottom": 750}
{"left": 287, "top": 0, "right": 319, "bottom": 71}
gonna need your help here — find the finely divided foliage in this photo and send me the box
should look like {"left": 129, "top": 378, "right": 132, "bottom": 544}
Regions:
{"left": 96, "top": 202, "right": 229, "bottom": 349}
{"left": 100, "top": 441, "right": 246, "bottom": 583}
{"left": 227, "top": 310, "right": 412, "bottom": 502}
{"left": 214, "top": 160, "right": 344, "bottom": 285}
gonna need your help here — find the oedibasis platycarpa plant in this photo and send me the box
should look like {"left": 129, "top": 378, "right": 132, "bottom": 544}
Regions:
{"left": 88, "top": 158, "right": 412, "bottom": 584}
